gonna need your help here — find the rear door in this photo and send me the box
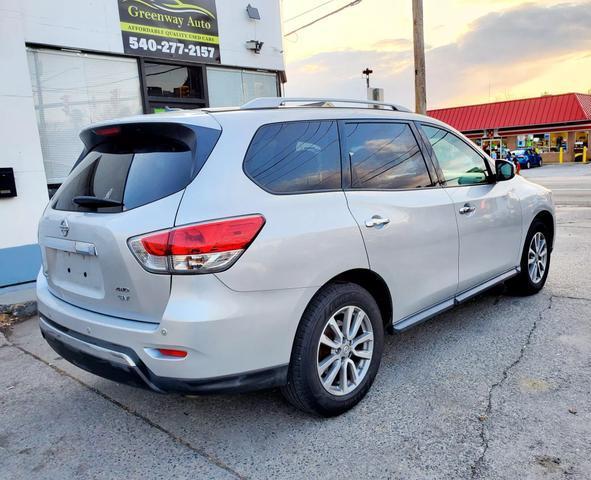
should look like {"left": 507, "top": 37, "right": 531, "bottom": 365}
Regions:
{"left": 418, "top": 124, "right": 522, "bottom": 292}
{"left": 342, "top": 120, "right": 459, "bottom": 323}
{"left": 38, "top": 120, "right": 220, "bottom": 323}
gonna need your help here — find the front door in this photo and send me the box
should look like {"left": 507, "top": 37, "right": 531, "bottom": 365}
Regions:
{"left": 419, "top": 124, "right": 522, "bottom": 292}
{"left": 342, "top": 121, "right": 459, "bottom": 323}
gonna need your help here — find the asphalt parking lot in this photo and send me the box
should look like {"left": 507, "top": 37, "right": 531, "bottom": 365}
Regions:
{"left": 1, "top": 163, "right": 590, "bottom": 480}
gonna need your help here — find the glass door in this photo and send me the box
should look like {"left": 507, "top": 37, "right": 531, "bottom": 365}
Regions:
{"left": 140, "top": 60, "right": 207, "bottom": 112}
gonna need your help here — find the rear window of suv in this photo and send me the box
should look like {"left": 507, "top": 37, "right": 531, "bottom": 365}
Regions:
{"left": 243, "top": 120, "right": 341, "bottom": 193}
{"left": 52, "top": 123, "right": 220, "bottom": 213}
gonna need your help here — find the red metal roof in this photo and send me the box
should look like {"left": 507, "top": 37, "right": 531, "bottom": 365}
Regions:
{"left": 428, "top": 93, "right": 591, "bottom": 132}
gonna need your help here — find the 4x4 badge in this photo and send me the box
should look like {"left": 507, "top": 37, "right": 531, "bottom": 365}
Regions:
{"left": 59, "top": 219, "right": 69, "bottom": 237}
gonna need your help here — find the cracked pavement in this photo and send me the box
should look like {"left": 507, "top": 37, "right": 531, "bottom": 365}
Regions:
{"left": 1, "top": 164, "right": 590, "bottom": 479}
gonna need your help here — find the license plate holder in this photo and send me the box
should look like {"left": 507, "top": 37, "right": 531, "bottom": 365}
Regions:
{"left": 49, "top": 249, "right": 104, "bottom": 298}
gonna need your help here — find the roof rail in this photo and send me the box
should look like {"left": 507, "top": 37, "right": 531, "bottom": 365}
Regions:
{"left": 240, "top": 97, "right": 412, "bottom": 112}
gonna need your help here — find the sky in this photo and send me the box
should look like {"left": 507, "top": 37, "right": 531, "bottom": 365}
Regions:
{"left": 280, "top": 0, "right": 591, "bottom": 110}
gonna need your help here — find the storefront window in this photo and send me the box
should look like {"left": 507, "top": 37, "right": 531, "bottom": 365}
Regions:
{"left": 549, "top": 132, "right": 568, "bottom": 152}
{"left": 526, "top": 133, "right": 549, "bottom": 153}
{"left": 27, "top": 48, "right": 143, "bottom": 185}
{"left": 206, "top": 68, "right": 244, "bottom": 107}
{"left": 144, "top": 62, "right": 204, "bottom": 99}
{"left": 206, "top": 67, "right": 278, "bottom": 107}
{"left": 479, "top": 138, "right": 506, "bottom": 158}
{"left": 575, "top": 132, "right": 589, "bottom": 146}
{"left": 242, "top": 71, "right": 279, "bottom": 101}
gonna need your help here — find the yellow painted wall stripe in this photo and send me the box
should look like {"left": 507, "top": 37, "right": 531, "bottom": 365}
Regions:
{"left": 120, "top": 22, "right": 219, "bottom": 44}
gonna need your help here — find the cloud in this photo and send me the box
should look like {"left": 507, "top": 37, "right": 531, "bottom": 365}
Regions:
{"left": 285, "top": 2, "right": 591, "bottom": 108}
{"left": 437, "top": 1, "right": 591, "bottom": 67}
{"left": 372, "top": 38, "right": 413, "bottom": 51}
{"left": 299, "top": 63, "right": 329, "bottom": 74}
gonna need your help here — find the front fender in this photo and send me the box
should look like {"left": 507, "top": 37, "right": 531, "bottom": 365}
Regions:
{"left": 514, "top": 176, "right": 555, "bottom": 251}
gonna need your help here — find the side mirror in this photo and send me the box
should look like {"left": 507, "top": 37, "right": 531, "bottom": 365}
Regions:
{"left": 496, "top": 159, "right": 515, "bottom": 181}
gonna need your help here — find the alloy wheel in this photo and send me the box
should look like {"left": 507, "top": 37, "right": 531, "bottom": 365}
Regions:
{"left": 528, "top": 232, "right": 547, "bottom": 284}
{"left": 316, "top": 306, "right": 374, "bottom": 396}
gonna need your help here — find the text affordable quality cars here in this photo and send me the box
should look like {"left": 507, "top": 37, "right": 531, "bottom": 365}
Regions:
{"left": 118, "top": 0, "right": 220, "bottom": 63}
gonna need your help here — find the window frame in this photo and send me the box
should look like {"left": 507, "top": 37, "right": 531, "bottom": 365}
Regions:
{"left": 242, "top": 119, "right": 346, "bottom": 196}
{"left": 417, "top": 122, "right": 496, "bottom": 188}
{"left": 138, "top": 58, "right": 208, "bottom": 111}
{"left": 339, "top": 119, "right": 438, "bottom": 192}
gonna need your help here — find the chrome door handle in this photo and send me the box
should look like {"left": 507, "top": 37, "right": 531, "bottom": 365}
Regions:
{"left": 365, "top": 216, "right": 390, "bottom": 228}
{"left": 459, "top": 203, "right": 476, "bottom": 215}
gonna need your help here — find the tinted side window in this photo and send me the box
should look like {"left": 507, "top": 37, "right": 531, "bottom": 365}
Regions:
{"left": 345, "top": 122, "right": 432, "bottom": 189}
{"left": 244, "top": 121, "right": 341, "bottom": 193}
{"left": 421, "top": 125, "right": 490, "bottom": 186}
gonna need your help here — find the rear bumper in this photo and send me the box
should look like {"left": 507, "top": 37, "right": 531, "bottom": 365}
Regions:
{"left": 40, "top": 314, "right": 288, "bottom": 394}
{"left": 36, "top": 272, "right": 317, "bottom": 392}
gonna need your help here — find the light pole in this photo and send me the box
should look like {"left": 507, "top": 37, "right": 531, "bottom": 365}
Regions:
{"left": 362, "top": 68, "right": 373, "bottom": 89}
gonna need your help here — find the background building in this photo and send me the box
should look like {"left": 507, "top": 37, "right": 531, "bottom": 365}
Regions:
{"left": 429, "top": 93, "right": 591, "bottom": 163}
{"left": 0, "top": 0, "right": 285, "bottom": 287}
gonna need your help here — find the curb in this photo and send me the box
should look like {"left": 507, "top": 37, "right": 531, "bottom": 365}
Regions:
{"left": 0, "top": 301, "right": 38, "bottom": 331}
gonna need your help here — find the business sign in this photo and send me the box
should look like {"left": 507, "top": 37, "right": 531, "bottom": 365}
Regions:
{"left": 118, "top": 0, "right": 220, "bottom": 63}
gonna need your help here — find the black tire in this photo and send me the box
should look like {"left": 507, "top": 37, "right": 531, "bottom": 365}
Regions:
{"left": 506, "top": 219, "right": 551, "bottom": 295}
{"left": 281, "top": 282, "right": 384, "bottom": 417}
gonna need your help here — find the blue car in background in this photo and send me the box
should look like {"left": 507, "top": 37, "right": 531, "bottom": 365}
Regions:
{"left": 511, "top": 149, "right": 543, "bottom": 168}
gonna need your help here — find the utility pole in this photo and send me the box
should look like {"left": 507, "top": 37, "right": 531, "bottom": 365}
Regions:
{"left": 412, "top": 0, "right": 426, "bottom": 114}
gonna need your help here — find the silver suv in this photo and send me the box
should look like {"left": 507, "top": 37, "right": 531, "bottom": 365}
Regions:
{"left": 37, "top": 98, "right": 555, "bottom": 416}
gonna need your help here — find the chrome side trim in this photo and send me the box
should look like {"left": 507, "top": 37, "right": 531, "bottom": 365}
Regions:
{"left": 39, "top": 316, "right": 163, "bottom": 392}
{"left": 42, "top": 237, "right": 97, "bottom": 256}
{"left": 454, "top": 268, "right": 519, "bottom": 304}
{"left": 393, "top": 267, "right": 520, "bottom": 332}
{"left": 74, "top": 242, "right": 97, "bottom": 256}
{"left": 393, "top": 299, "right": 455, "bottom": 332}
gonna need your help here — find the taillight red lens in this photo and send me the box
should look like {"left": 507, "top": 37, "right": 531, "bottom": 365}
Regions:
{"left": 157, "top": 348, "right": 187, "bottom": 358}
{"left": 128, "top": 215, "right": 266, "bottom": 274}
{"left": 169, "top": 216, "right": 265, "bottom": 255}
{"left": 94, "top": 126, "right": 121, "bottom": 136}
{"left": 141, "top": 231, "right": 170, "bottom": 256}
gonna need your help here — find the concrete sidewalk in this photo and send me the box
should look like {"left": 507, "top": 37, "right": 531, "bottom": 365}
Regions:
{"left": 0, "top": 282, "right": 37, "bottom": 331}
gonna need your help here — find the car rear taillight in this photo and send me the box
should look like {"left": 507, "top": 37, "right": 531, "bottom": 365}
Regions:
{"left": 128, "top": 215, "right": 265, "bottom": 274}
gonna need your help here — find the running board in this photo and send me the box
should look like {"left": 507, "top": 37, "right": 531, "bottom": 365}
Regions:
{"left": 392, "top": 268, "right": 520, "bottom": 332}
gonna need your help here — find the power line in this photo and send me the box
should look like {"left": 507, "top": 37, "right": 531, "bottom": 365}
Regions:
{"left": 284, "top": 0, "right": 362, "bottom": 37}
{"left": 284, "top": 0, "right": 339, "bottom": 23}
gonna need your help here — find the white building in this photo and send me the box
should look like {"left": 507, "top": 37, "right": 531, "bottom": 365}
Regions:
{"left": 0, "top": 0, "right": 285, "bottom": 286}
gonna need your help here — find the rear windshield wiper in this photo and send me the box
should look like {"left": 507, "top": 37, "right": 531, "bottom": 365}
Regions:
{"left": 72, "top": 196, "right": 123, "bottom": 208}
